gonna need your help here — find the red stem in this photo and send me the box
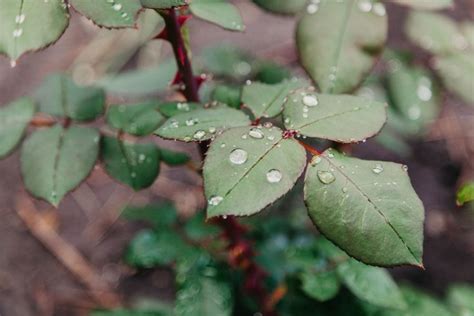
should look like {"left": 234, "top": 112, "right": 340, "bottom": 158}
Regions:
{"left": 162, "top": 8, "right": 278, "bottom": 315}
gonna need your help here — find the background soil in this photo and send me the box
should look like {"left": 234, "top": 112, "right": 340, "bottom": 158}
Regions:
{"left": 0, "top": 1, "right": 473, "bottom": 315}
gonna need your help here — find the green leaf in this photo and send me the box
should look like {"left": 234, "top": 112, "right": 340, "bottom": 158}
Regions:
{"left": 125, "top": 229, "right": 190, "bottom": 267}
{"left": 300, "top": 270, "right": 341, "bottom": 302}
{"left": 102, "top": 136, "right": 160, "bottom": 191}
{"left": 158, "top": 102, "right": 201, "bottom": 118}
{"left": 34, "top": 74, "right": 105, "bottom": 121}
{"left": 0, "top": 0, "right": 69, "bottom": 62}
{"left": 447, "top": 284, "right": 474, "bottom": 316}
{"left": 21, "top": 125, "right": 99, "bottom": 206}
{"left": 92, "top": 309, "right": 168, "bottom": 316}
{"left": 212, "top": 85, "right": 242, "bottom": 109}
{"left": 296, "top": 0, "right": 387, "bottom": 94}
{"left": 457, "top": 182, "right": 474, "bottom": 206}
{"left": 0, "top": 98, "right": 35, "bottom": 158}
{"left": 242, "top": 79, "right": 306, "bottom": 119}
{"left": 255, "top": 62, "right": 292, "bottom": 84}
{"left": 155, "top": 106, "right": 250, "bottom": 142}
{"left": 122, "top": 203, "right": 178, "bottom": 228}
{"left": 283, "top": 88, "right": 386, "bottom": 143}
{"left": 204, "top": 126, "right": 307, "bottom": 218}
{"left": 253, "top": 0, "right": 307, "bottom": 15}
{"left": 198, "top": 45, "right": 255, "bottom": 80}
{"left": 70, "top": 0, "right": 141, "bottom": 28}
{"left": 189, "top": 0, "right": 244, "bottom": 32}
{"left": 386, "top": 56, "right": 441, "bottom": 134}
{"left": 304, "top": 149, "right": 424, "bottom": 267}
{"left": 140, "top": 0, "right": 188, "bottom": 9}
{"left": 434, "top": 52, "right": 474, "bottom": 105}
{"left": 98, "top": 60, "right": 177, "bottom": 97}
{"left": 175, "top": 273, "right": 233, "bottom": 316}
{"left": 107, "top": 101, "right": 164, "bottom": 136}
{"left": 388, "top": 0, "right": 453, "bottom": 10}
{"left": 158, "top": 147, "right": 190, "bottom": 166}
{"left": 405, "top": 11, "right": 467, "bottom": 55}
{"left": 462, "top": 22, "right": 474, "bottom": 50}
{"left": 337, "top": 259, "right": 406, "bottom": 309}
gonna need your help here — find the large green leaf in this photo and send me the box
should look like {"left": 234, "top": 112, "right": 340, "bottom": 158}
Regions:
{"left": 21, "top": 125, "right": 99, "bottom": 206}
{"left": 102, "top": 136, "right": 160, "bottom": 191}
{"left": 304, "top": 149, "right": 424, "bottom": 267}
{"left": 283, "top": 88, "right": 386, "bottom": 143}
{"left": 155, "top": 106, "right": 250, "bottom": 142}
{"left": 300, "top": 270, "right": 341, "bottom": 302}
{"left": 0, "top": 0, "right": 69, "bottom": 62}
{"left": 253, "top": 0, "right": 307, "bottom": 15}
{"left": 0, "top": 98, "right": 35, "bottom": 158}
{"left": 434, "top": 52, "right": 474, "bottom": 105}
{"left": 447, "top": 284, "right": 474, "bottom": 316}
{"left": 34, "top": 74, "right": 105, "bottom": 121}
{"left": 140, "top": 0, "right": 188, "bottom": 9}
{"left": 175, "top": 273, "right": 233, "bottom": 316}
{"left": 337, "top": 259, "right": 406, "bottom": 309}
{"left": 242, "top": 79, "right": 306, "bottom": 119}
{"left": 386, "top": 56, "right": 441, "bottom": 133}
{"left": 296, "top": 0, "right": 387, "bottom": 94}
{"left": 388, "top": 0, "right": 453, "bottom": 10}
{"left": 70, "top": 0, "right": 141, "bottom": 28}
{"left": 405, "top": 11, "right": 467, "bottom": 55}
{"left": 456, "top": 182, "right": 474, "bottom": 206}
{"left": 204, "top": 126, "right": 307, "bottom": 218}
{"left": 107, "top": 101, "right": 164, "bottom": 136}
{"left": 189, "top": 0, "right": 244, "bottom": 32}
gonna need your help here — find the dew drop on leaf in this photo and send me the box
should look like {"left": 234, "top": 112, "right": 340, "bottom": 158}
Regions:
{"left": 193, "top": 130, "right": 206, "bottom": 140}
{"left": 317, "top": 171, "right": 336, "bottom": 184}
{"left": 266, "top": 169, "right": 283, "bottom": 183}
{"left": 372, "top": 163, "right": 384, "bottom": 174}
{"left": 310, "top": 155, "right": 322, "bottom": 166}
{"left": 302, "top": 94, "right": 319, "bottom": 107}
{"left": 249, "top": 128, "right": 264, "bottom": 139}
{"left": 229, "top": 148, "right": 248, "bottom": 165}
{"left": 208, "top": 196, "right": 223, "bottom": 206}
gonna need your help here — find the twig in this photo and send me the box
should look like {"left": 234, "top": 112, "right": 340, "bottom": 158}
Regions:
{"left": 15, "top": 194, "right": 121, "bottom": 309}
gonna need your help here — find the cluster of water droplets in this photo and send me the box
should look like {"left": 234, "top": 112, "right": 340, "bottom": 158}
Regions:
{"left": 105, "top": 0, "right": 131, "bottom": 21}
{"left": 358, "top": 0, "right": 386, "bottom": 17}
{"left": 409, "top": 76, "right": 433, "bottom": 121}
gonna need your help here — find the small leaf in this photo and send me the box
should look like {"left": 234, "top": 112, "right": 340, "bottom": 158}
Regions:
{"left": 107, "top": 101, "right": 164, "bottom": 136}
{"left": 34, "top": 74, "right": 105, "bottom": 121}
{"left": 21, "top": 125, "right": 100, "bottom": 206}
{"left": 300, "top": 270, "right": 341, "bottom": 302}
{"left": 255, "top": 62, "right": 292, "bottom": 84}
{"left": 141, "top": 0, "right": 188, "bottom": 9}
{"left": 70, "top": 0, "right": 141, "bottom": 28}
{"left": 199, "top": 45, "right": 254, "bottom": 80}
{"left": 388, "top": 0, "right": 453, "bottom": 10}
{"left": 253, "top": 0, "right": 307, "bottom": 15}
{"left": 434, "top": 52, "right": 474, "bottom": 105}
{"left": 386, "top": 54, "right": 441, "bottom": 133}
{"left": 405, "top": 11, "right": 467, "bottom": 55}
{"left": 204, "top": 126, "right": 307, "bottom": 218}
{"left": 158, "top": 102, "right": 201, "bottom": 118}
{"left": 212, "top": 84, "right": 242, "bottom": 109}
{"left": 98, "top": 61, "right": 177, "bottom": 97}
{"left": 337, "top": 259, "right": 406, "bottom": 309}
{"left": 447, "top": 284, "right": 474, "bottom": 315}
{"left": 304, "top": 149, "right": 424, "bottom": 267}
{"left": 189, "top": 0, "right": 244, "bottom": 32}
{"left": 122, "top": 203, "right": 178, "bottom": 228}
{"left": 283, "top": 88, "right": 386, "bottom": 143}
{"left": 102, "top": 136, "right": 160, "bottom": 191}
{"left": 159, "top": 148, "right": 190, "bottom": 166}
{"left": 125, "top": 229, "right": 190, "bottom": 267}
{"left": 242, "top": 79, "right": 306, "bottom": 119}
{"left": 0, "top": 0, "right": 69, "bottom": 62}
{"left": 456, "top": 182, "right": 474, "bottom": 206}
{"left": 175, "top": 273, "right": 233, "bottom": 316}
{"left": 156, "top": 106, "right": 250, "bottom": 142}
{"left": 0, "top": 98, "right": 35, "bottom": 158}
{"left": 297, "top": 0, "right": 387, "bottom": 94}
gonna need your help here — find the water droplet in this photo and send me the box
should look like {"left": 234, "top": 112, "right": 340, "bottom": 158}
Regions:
{"left": 15, "top": 14, "right": 26, "bottom": 24}
{"left": 402, "top": 165, "right": 408, "bottom": 172}
{"left": 266, "top": 169, "right": 282, "bottom": 183}
{"left": 138, "top": 154, "right": 146, "bottom": 162}
{"left": 408, "top": 106, "right": 421, "bottom": 120}
{"left": 267, "top": 135, "right": 275, "bottom": 141}
{"left": 284, "top": 117, "right": 291, "bottom": 124}
{"left": 220, "top": 143, "right": 226, "bottom": 148}
{"left": 229, "top": 149, "right": 248, "bottom": 165}
{"left": 10, "top": 60, "right": 17, "bottom": 68}
{"left": 317, "top": 171, "right": 335, "bottom": 184}
{"left": 310, "top": 156, "right": 322, "bottom": 166}
{"left": 249, "top": 128, "right": 264, "bottom": 139}
{"left": 208, "top": 196, "right": 223, "bottom": 206}
{"left": 208, "top": 127, "right": 216, "bottom": 134}
{"left": 417, "top": 84, "right": 432, "bottom": 101}
{"left": 307, "top": 3, "right": 318, "bottom": 14}
{"left": 372, "top": 163, "right": 384, "bottom": 174}
{"left": 358, "top": 0, "right": 372, "bottom": 12}
{"left": 302, "top": 94, "right": 319, "bottom": 107}
{"left": 113, "top": 3, "right": 122, "bottom": 11}
{"left": 12, "top": 28, "right": 23, "bottom": 37}
{"left": 372, "top": 3, "right": 386, "bottom": 16}
{"left": 131, "top": 172, "right": 137, "bottom": 178}
{"left": 193, "top": 130, "right": 206, "bottom": 140}
{"left": 342, "top": 187, "right": 348, "bottom": 193}
{"left": 185, "top": 118, "right": 197, "bottom": 126}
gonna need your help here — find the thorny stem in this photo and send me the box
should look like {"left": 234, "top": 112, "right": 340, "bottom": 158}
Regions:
{"left": 162, "top": 8, "right": 279, "bottom": 316}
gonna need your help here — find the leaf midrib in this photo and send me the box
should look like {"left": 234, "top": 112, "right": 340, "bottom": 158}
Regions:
{"left": 322, "top": 155, "right": 420, "bottom": 264}
{"left": 297, "top": 104, "right": 371, "bottom": 130}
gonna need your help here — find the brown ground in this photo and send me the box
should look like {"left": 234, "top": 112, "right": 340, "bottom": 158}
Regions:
{"left": 0, "top": 1, "right": 473, "bottom": 315}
